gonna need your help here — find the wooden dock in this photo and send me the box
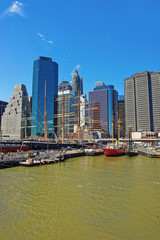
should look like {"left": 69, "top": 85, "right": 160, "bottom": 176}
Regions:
{"left": 19, "top": 149, "right": 86, "bottom": 167}
{"left": 0, "top": 149, "right": 86, "bottom": 169}
{"left": 0, "top": 152, "right": 31, "bottom": 169}
{"left": 138, "top": 150, "right": 160, "bottom": 158}
{"left": 136, "top": 146, "right": 160, "bottom": 158}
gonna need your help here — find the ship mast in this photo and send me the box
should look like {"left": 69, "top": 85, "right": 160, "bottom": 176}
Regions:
{"left": 44, "top": 80, "right": 47, "bottom": 141}
{"left": 117, "top": 119, "right": 121, "bottom": 146}
{"left": 112, "top": 118, "right": 114, "bottom": 143}
{"left": 89, "top": 102, "right": 92, "bottom": 142}
{"left": 24, "top": 106, "right": 27, "bottom": 139}
{"left": 62, "top": 83, "right": 64, "bottom": 144}
{"left": 77, "top": 89, "right": 80, "bottom": 142}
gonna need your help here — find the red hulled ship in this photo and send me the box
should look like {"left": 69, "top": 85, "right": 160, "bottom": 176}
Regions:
{"left": 103, "top": 145, "right": 126, "bottom": 156}
{"left": 0, "top": 144, "right": 30, "bottom": 152}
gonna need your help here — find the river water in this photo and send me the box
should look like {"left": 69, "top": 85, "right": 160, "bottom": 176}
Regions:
{"left": 0, "top": 154, "right": 160, "bottom": 240}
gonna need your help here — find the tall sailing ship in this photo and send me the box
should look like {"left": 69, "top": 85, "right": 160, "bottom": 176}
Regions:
{"left": 103, "top": 119, "right": 127, "bottom": 156}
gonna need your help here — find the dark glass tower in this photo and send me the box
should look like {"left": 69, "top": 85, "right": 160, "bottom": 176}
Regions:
{"left": 31, "top": 56, "right": 58, "bottom": 138}
{"left": 89, "top": 82, "right": 118, "bottom": 137}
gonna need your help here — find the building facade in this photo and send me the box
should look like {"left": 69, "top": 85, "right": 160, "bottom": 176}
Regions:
{"left": 0, "top": 100, "right": 8, "bottom": 128}
{"left": 89, "top": 82, "right": 118, "bottom": 138}
{"left": 31, "top": 56, "right": 58, "bottom": 138}
{"left": 58, "top": 81, "right": 72, "bottom": 91}
{"left": 80, "top": 94, "right": 89, "bottom": 129}
{"left": 125, "top": 71, "right": 160, "bottom": 135}
{"left": 118, "top": 99, "right": 125, "bottom": 138}
{"left": 1, "top": 84, "right": 30, "bottom": 139}
{"left": 57, "top": 81, "right": 75, "bottom": 139}
{"left": 150, "top": 72, "right": 160, "bottom": 132}
{"left": 72, "top": 69, "right": 83, "bottom": 96}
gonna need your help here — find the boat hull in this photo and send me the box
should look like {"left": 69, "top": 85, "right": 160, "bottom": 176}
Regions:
{"left": 85, "top": 150, "right": 104, "bottom": 156}
{"left": 103, "top": 148, "right": 125, "bottom": 156}
{"left": 126, "top": 151, "right": 138, "bottom": 157}
{"left": 0, "top": 145, "right": 30, "bottom": 152}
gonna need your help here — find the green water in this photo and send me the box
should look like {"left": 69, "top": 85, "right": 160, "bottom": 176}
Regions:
{"left": 0, "top": 155, "right": 160, "bottom": 240}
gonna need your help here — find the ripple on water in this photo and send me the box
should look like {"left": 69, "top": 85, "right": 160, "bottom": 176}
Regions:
{"left": 0, "top": 155, "right": 160, "bottom": 240}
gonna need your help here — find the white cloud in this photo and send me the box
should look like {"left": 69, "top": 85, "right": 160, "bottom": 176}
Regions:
{"left": 71, "top": 64, "right": 81, "bottom": 76}
{"left": 76, "top": 64, "right": 81, "bottom": 69}
{"left": 37, "top": 32, "right": 45, "bottom": 38}
{"left": 47, "top": 40, "right": 53, "bottom": 44}
{"left": 37, "top": 33, "right": 54, "bottom": 45}
{"left": 1, "top": 1, "right": 25, "bottom": 18}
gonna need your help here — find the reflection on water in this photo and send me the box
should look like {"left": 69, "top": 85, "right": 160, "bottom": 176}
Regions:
{"left": 0, "top": 155, "right": 160, "bottom": 240}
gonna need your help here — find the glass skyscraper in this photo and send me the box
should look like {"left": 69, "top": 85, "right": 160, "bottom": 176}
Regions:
{"left": 89, "top": 82, "right": 118, "bottom": 138}
{"left": 31, "top": 56, "right": 58, "bottom": 138}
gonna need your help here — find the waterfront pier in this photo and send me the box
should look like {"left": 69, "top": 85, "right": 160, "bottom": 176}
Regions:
{"left": 0, "top": 149, "right": 86, "bottom": 169}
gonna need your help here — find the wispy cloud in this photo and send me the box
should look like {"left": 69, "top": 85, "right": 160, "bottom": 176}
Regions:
{"left": 1, "top": 1, "right": 25, "bottom": 19}
{"left": 76, "top": 64, "right": 81, "bottom": 69}
{"left": 37, "top": 32, "right": 54, "bottom": 45}
{"left": 37, "top": 32, "right": 45, "bottom": 38}
{"left": 47, "top": 40, "right": 53, "bottom": 44}
{"left": 71, "top": 64, "right": 81, "bottom": 76}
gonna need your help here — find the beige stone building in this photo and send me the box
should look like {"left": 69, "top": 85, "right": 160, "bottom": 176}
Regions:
{"left": 1, "top": 84, "right": 30, "bottom": 139}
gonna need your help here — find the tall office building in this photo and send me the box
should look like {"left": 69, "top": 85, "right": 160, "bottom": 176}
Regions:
{"left": 1, "top": 84, "right": 30, "bottom": 139}
{"left": 80, "top": 94, "right": 89, "bottom": 129}
{"left": 72, "top": 69, "right": 83, "bottom": 96}
{"left": 150, "top": 72, "right": 160, "bottom": 131}
{"left": 58, "top": 81, "right": 72, "bottom": 91}
{"left": 0, "top": 100, "right": 8, "bottom": 128}
{"left": 57, "top": 81, "right": 75, "bottom": 139}
{"left": 125, "top": 71, "right": 160, "bottom": 135}
{"left": 31, "top": 56, "right": 58, "bottom": 138}
{"left": 89, "top": 82, "right": 118, "bottom": 137}
{"left": 118, "top": 99, "right": 125, "bottom": 138}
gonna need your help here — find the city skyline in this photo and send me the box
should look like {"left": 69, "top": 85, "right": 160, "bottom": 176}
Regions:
{"left": 1, "top": 0, "right": 160, "bottom": 101}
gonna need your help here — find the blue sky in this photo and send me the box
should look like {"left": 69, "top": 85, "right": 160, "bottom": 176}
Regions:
{"left": 1, "top": 0, "right": 160, "bottom": 102}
